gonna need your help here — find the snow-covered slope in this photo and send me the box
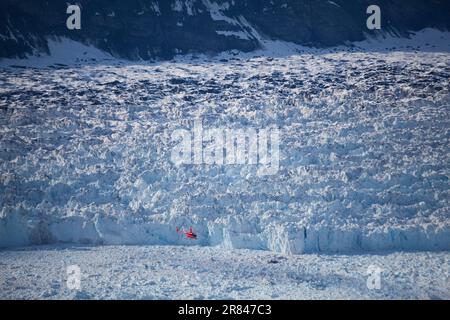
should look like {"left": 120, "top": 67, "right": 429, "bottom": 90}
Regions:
{"left": 1, "top": 0, "right": 450, "bottom": 60}
{"left": 0, "top": 30, "right": 449, "bottom": 254}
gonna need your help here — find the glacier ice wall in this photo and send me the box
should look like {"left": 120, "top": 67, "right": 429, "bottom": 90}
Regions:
{"left": 0, "top": 38, "right": 449, "bottom": 253}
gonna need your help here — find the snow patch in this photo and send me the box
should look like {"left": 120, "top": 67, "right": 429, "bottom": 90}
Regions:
{"left": 0, "top": 37, "right": 115, "bottom": 67}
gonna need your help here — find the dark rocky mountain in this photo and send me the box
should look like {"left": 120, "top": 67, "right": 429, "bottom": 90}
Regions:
{"left": 0, "top": 0, "right": 449, "bottom": 60}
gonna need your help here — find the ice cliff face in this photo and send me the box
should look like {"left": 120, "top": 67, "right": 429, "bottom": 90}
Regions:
{"left": 0, "top": 2, "right": 449, "bottom": 254}
{"left": 1, "top": 40, "right": 449, "bottom": 252}
{"left": 1, "top": 0, "right": 449, "bottom": 60}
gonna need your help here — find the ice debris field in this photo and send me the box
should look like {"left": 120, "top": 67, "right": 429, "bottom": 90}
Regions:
{"left": 0, "top": 30, "right": 449, "bottom": 256}
{"left": 0, "top": 245, "right": 448, "bottom": 299}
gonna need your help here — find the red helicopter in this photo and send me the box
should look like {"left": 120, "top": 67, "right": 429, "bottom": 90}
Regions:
{"left": 176, "top": 226, "right": 197, "bottom": 240}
